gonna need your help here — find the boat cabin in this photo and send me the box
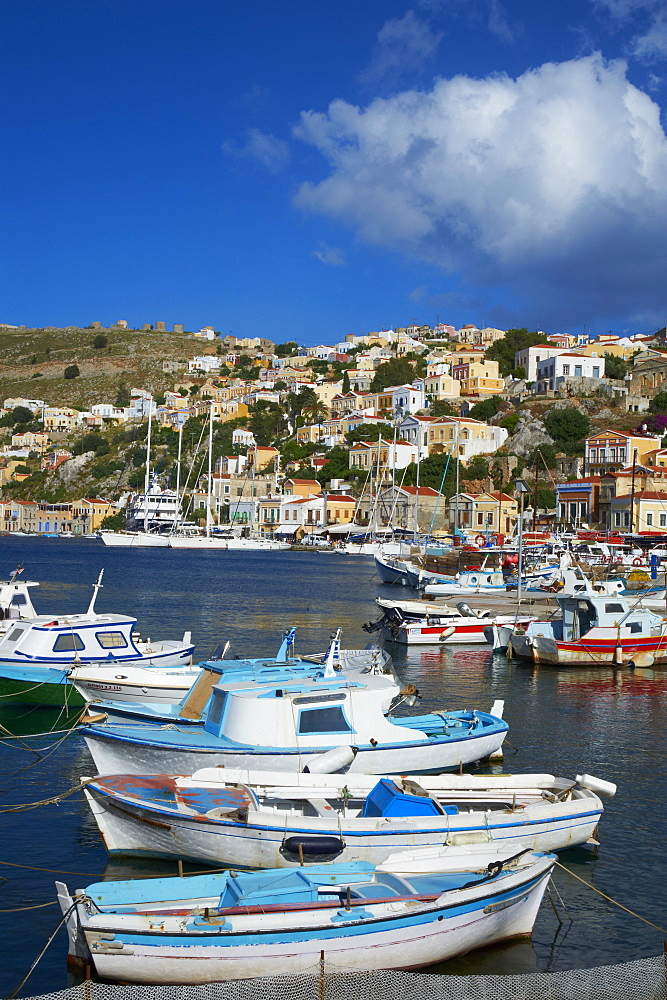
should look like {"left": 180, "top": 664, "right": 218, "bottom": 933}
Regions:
{"left": 556, "top": 595, "right": 664, "bottom": 642}
{"left": 202, "top": 672, "right": 420, "bottom": 750}
{"left": 0, "top": 613, "right": 143, "bottom": 663}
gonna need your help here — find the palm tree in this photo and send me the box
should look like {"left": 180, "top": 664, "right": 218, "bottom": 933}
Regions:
{"left": 302, "top": 400, "right": 329, "bottom": 439}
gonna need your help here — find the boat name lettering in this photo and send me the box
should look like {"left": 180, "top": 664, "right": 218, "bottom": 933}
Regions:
{"left": 292, "top": 692, "right": 347, "bottom": 706}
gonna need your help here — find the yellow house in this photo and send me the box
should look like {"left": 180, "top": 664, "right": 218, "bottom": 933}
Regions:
{"left": 609, "top": 490, "right": 667, "bottom": 532}
{"left": 282, "top": 478, "right": 322, "bottom": 498}
{"left": 424, "top": 372, "right": 461, "bottom": 401}
{"left": 248, "top": 445, "right": 280, "bottom": 472}
{"left": 451, "top": 359, "right": 504, "bottom": 396}
{"left": 70, "top": 498, "right": 114, "bottom": 533}
{"left": 585, "top": 430, "right": 661, "bottom": 476}
{"left": 447, "top": 491, "right": 517, "bottom": 537}
{"left": 427, "top": 417, "right": 508, "bottom": 460}
{"left": 43, "top": 407, "right": 80, "bottom": 432}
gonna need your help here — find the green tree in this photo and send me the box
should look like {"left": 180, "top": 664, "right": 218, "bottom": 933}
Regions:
{"left": 370, "top": 358, "right": 417, "bottom": 392}
{"left": 302, "top": 400, "right": 328, "bottom": 428}
{"left": 429, "top": 399, "right": 456, "bottom": 417}
{"left": 544, "top": 407, "right": 590, "bottom": 450}
{"left": 345, "top": 422, "right": 394, "bottom": 444}
{"left": 650, "top": 392, "right": 667, "bottom": 413}
{"left": 100, "top": 512, "right": 125, "bottom": 531}
{"left": 92, "top": 334, "right": 108, "bottom": 349}
{"left": 468, "top": 396, "right": 502, "bottom": 421}
{"left": 114, "top": 381, "right": 131, "bottom": 407}
{"left": 485, "top": 328, "right": 544, "bottom": 376}
{"left": 11, "top": 406, "right": 34, "bottom": 425}
{"left": 500, "top": 412, "right": 520, "bottom": 433}
{"left": 249, "top": 401, "right": 286, "bottom": 445}
{"left": 603, "top": 353, "right": 630, "bottom": 379}
{"left": 64, "top": 364, "right": 80, "bottom": 379}
{"left": 463, "top": 456, "right": 489, "bottom": 481}
{"left": 341, "top": 370, "right": 351, "bottom": 393}
{"left": 315, "top": 445, "right": 350, "bottom": 484}
{"left": 275, "top": 341, "right": 298, "bottom": 358}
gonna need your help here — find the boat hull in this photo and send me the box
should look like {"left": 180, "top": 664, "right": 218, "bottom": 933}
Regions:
{"left": 82, "top": 725, "right": 507, "bottom": 777}
{"left": 530, "top": 635, "right": 667, "bottom": 667}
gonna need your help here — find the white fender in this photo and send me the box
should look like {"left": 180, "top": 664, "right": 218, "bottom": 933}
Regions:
{"left": 303, "top": 745, "right": 358, "bottom": 774}
{"left": 576, "top": 773, "right": 617, "bottom": 798}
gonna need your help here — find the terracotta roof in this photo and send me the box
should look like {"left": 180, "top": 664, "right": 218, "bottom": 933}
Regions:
{"left": 623, "top": 491, "right": 667, "bottom": 501}
{"left": 401, "top": 486, "right": 441, "bottom": 496}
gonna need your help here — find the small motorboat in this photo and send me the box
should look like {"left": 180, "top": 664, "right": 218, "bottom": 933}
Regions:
{"left": 364, "top": 602, "right": 536, "bottom": 645}
{"left": 507, "top": 568, "right": 667, "bottom": 667}
{"left": 56, "top": 852, "right": 555, "bottom": 982}
{"left": 0, "top": 571, "right": 194, "bottom": 705}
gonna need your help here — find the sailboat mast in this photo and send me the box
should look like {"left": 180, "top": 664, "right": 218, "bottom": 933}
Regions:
{"left": 174, "top": 423, "right": 183, "bottom": 531}
{"left": 206, "top": 403, "right": 214, "bottom": 538}
{"left": 143, "top": 395, "right": 153, "bottom": 533}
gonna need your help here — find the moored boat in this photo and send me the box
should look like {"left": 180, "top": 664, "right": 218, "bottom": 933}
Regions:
{"left": 82, "top": 767, "right": 613, "bottom": 868}
{"left": 56, "top": 852, "right": 555, "bottom": 982}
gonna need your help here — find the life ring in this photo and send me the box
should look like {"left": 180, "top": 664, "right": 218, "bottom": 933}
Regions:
{"left": 475, "top": 535, "right": 486, "bottom": 547}
{"left": 632, "top": 558, "right": 643, "bottom": 566}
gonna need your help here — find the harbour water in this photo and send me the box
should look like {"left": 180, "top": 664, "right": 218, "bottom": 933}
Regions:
{"left": 0, "top": 537, "right": 665, "bottom": 997}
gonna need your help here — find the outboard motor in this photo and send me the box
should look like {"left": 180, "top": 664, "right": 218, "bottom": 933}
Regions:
{"left": 456, "top": 602, "right": 478, "bottom": 618}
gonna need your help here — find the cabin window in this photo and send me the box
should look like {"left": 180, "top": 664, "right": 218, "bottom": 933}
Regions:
{"left": 6, "top": 626, "right": 24, "bottom": 643}
{"left": 206, "top": 691, "right": 227, "bottom": 730}
{"left": 628, "top": 622, "right": 642, "bottom": 634}
{"left": 605, "top": 603, "right": 624, "bottom": 613}
{"left": 297, "top": 705, "right": 353, "bottom": 735}
{"left": 52, "top": 634, "right": 85, "bottom": 652}
{"left": 96, "top": 631, "right": 128, "bottom": 649}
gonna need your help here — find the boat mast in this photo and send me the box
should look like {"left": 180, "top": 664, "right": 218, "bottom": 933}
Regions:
{"left": 143, "top": 395, "right": 153, "bottom": 533}
{"left": 174, "top": 423, "right": 183, "bottom": 533}
{"left": 87, "top": 569, "right": 104, "bottom": 615}
{"left": 206, "top": 403, "right": 214, "bottom": 539}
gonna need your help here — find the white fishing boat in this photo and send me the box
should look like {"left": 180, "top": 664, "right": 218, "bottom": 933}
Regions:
{"left": 0, "top": 572, "right": 195, "bottom": 705}
{"left": 82, "top": 767, "right": 614, "bottom": 868}
{"left": 56, "top": 852, "right": 554, "bottom": 982}
{"left": 507, "top": 567, "right": 667, "bottom": 667}
{"left": 364, "top": 600, "right": 536, "bottom": 646}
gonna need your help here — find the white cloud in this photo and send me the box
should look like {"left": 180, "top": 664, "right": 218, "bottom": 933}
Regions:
{"left": 222, "top": 129, "right": 289, "bottom": 172}
{"left": 311, "top": 244, "right": 346, "bottom": 267}
{"left": 294, "top": 54, "right": 667, "bottom": 326}
{"left": 361, "top": 10, "right": 443, "bottom": 84}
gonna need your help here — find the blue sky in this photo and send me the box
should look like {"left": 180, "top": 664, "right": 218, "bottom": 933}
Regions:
{"left": 2, "top": 0, "right": 667, "bottom": 343}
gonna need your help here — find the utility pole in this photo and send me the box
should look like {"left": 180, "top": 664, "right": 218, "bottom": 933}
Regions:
{"left": 630, "top": 447, "right": 638, "bottom": 533}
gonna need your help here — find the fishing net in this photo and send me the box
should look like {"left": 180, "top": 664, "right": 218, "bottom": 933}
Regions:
{"left": 23, "top": 956, "right": 667, "bottom": 1000}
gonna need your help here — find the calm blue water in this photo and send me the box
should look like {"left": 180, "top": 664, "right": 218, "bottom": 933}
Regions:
{"left": 0, "top": 537, "right": 665, "bottom": 996}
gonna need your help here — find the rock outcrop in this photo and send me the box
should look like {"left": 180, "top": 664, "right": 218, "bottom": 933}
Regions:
{"left": 507, "top": 414, "right": 554, "bottom": 458}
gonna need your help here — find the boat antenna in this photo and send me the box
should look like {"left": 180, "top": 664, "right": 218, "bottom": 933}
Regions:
{"left": 87, "top": 569, "right": 105, "bottom": 615}
{"left": 323, "top": 628, "right": 341, "bottom": 677}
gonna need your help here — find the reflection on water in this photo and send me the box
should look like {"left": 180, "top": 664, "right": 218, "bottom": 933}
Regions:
{"left": 0, "top": 538, "right": 666, "bottom": 996}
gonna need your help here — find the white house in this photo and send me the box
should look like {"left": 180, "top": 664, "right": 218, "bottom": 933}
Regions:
{"left": 188, "top": 355, "right": 224, "bottom": 374}
{"left": 232, "top": 428, "right": 256, "bottom": 448}
{"left": 514, "top": 344, "right": 568, "bottom": 381}
{"left": 398, "top": 415, "right": 435, "bottom": 460}
{"left": 91, "top": 404, "right": 129, "bottom": 422}
{"left": 534, "top": 353, "right": 606, "bottom": 392}
{"left": 390, "top": 380, "right": 427, "bottom": 417}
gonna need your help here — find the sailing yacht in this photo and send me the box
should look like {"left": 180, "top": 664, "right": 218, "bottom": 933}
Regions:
{"left": 169, "top": 404, "right": 229, "bottom": 549}
{"left": 99, "top": 396, "right": 171, "bottom": 548}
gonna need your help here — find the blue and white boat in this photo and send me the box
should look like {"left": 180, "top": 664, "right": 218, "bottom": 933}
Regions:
{"left": 72, "top": 629, "right": 393, "bottom": 710}
{"left": 81, "top": 651, "right": 508, "bottom": 776}
{"left": 56, "top": 853, "right": 555, "bottom": 982}
{"left": 82, "top": 768, "right": 612, "bottom": 869}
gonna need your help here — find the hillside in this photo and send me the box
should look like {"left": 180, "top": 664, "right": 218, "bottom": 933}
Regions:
{"left": 0, "top": 326, "right": 213, "bottom": 408}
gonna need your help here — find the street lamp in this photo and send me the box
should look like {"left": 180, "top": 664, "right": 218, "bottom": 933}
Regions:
{"left": 514, "top": 478, "right": 530, "bottom": 603}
